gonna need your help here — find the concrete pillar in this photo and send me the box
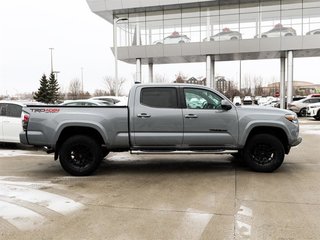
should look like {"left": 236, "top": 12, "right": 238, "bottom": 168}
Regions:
{"left": 280, "top": 57, "right": 286, "bottom": 109}
{"left": 287, "top": 51, "right": 294, "bottom": 107}
{"left": 148, "top": 63, "right": 153, "bottom": 83}
{"left": 206, "top": 55, "right": 215, "bottom": 89}
{"left": 211, "top": 59, "right": 215, "bottom": 89}
{"left": 136, "top": 58, "right": 142, "bottom": 83}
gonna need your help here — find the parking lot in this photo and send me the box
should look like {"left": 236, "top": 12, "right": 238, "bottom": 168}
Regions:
{"left": 0, "top": 119, "right": 320, "bottom": 240}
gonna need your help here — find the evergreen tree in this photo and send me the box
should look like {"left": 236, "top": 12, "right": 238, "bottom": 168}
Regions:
{"left": 34, "top": 74, "right": 49, "bottom": 103}
{"left": 48, "top": 72, "right": 60, "bottom": 103}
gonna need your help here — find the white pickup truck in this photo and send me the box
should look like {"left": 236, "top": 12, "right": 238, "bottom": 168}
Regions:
{"left": 20, "top": 84, "right": 302, "bottom": 176}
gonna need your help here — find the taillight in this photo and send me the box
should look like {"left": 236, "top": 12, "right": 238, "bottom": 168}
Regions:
{"left": 22, "top": 113, "right": 30, "bottom": 131}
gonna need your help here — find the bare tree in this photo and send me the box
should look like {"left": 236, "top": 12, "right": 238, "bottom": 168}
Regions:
{"left": 253, "top": 76, "right": 264, "bottom": 96}
{"left": 154, "top": 73, "right": 170, "bottom": 83}
{"left": 68, "top": 78, "right": 82, "bottom": 100}
{"left": 93, "top": 89, "right": 108, "bottom": 97}
{"left": 104, "top": 76, "right": 126, "bottom": 96}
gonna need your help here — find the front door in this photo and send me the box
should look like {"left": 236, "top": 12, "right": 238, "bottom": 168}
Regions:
{"left": 132, "top": 87, "right": 183, "bottom": 148}
{"left": 182, "top": 87, "right": 238, "bottom": 148}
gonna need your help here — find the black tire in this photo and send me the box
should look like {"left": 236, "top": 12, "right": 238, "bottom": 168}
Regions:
{"left": 230, "top": 36, "right": 238, "bottom": 40}
{"left": 299, "top": 108, "right": 307, "bottom": 117}
{"left": 244, "top": 134, "right": 285, "bottom": 172}
{"left": 261, "top": 35, "right": 267, "bottom": 38}
{"left": 314, "top": 110, "right": 320, "bottom": 120}
{"left": 59, "top": 135, "right": 103, "bottom": 176}
{"left": 285, "top": 33, "right": 293, "bottom": 37}
{"left": 178, "top": 40, "right": 185, "bottom": 43}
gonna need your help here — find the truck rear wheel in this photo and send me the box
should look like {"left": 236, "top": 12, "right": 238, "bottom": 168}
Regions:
{"left": 244, "top": 134, "right": 284, "bottom": 172}
{"left": 59, "top": 135, "right": 103, "bottom": 176}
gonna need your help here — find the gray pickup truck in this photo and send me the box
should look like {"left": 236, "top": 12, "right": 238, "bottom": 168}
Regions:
{"left": 20, "top": 84, "right": 302, "bottom": 176}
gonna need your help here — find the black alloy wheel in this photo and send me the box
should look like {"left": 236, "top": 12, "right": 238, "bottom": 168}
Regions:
{"left": 244, "top": 134, "right": 285, "bottom": 172}
{"left": 59, "top": 135, "right": 103, "bottom": 176}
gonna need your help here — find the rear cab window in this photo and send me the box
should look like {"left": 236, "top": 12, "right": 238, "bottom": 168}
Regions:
{"left": 140, "top": 87, "right": 178, "bottom": 108}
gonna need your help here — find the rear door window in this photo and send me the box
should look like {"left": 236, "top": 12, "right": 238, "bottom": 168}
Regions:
{"left": 6, "top": 104, "right": 22, "bottom": 118}
{"left": 0, "top": 103, "right": 6, "bottom": 116}
{"left": 140, "top": 87, "right": 178, "bottom": 108}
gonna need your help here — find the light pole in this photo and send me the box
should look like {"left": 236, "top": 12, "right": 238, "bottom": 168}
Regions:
{"left": 49, "top": 48, "right": 54, "bottom": 73}
{"left": 81, "top": 67, "right": 84, "bottom": 93}
{"left": 53, "top": 71, "right": 60, "bottom": 80}
{"left": 113, "top": 17, "right": 128, "bottom": 96}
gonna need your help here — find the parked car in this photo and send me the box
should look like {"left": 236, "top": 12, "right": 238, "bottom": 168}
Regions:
{"left": 288, "top": 97, "right": 320, "bottom": 117}
{"left": 306, "top": 102, "right": 320, "bottom": 120}
{"left": 61, "top": 99, "right": 112, "bottom": 106}
{"left": 259, "top": 23, "right": 296, "bottom": 38}
{"left": 0, "top": 101, "right": 41, "bottom": 143}
{"left": 205, "top": 28, "right": 242, "bottom": 41}
{"left": 243, "top": 96, "right": 253, "bottom": 105}
{"left": 154, "top": 31, "right": 191, "bottom": 44}
{"left": 90, "top": 96, "right": 128, "bottom": 106}
{"left": 306, "top": 29, "right": 320, "bottom": 35}
{"left": 233, "top": 96, "right": 242, "bottom": 106}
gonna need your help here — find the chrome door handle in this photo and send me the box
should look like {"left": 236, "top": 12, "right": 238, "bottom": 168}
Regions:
{"left": 185, "top": 114, "right": 198, "bottom": 119}
{"left": 137, "top": 113, "right": 151, "bottom": 118}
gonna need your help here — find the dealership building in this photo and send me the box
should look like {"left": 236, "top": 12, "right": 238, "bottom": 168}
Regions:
{"left": 86, "top": 0, "right": 320, "bottom": 107}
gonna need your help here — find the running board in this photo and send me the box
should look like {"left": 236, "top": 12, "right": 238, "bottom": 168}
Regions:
{"left": 130, "top": 150, "right": 239, "bottom": 155}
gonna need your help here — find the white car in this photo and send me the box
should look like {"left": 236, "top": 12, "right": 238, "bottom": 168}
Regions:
{"left": 288, "top": 97, "right": 320, "bottom": 117}
{"left": 233, "top": 96, "right": 242, "bottom": 106}
{"left": 154, "top": 31, "right": 191, "bottom": 44}
{"left": 61, "top": 99, "right": 111, "bottom": 106}
{"left": 0, "top": 100, "right": 40, "bottom": 143}
{"left": 259, "top": 23, "right": 296, "bottom": 38}
{"left": 243, "top": 96, "right": 253, "bottom": 105}
{"left": 306, "top": 29, "right": 320, "bottom": 35}
{"left": 307, "top": 102, "right": 320, "bottom": 120}
{"left": 206, "top": 28, "right": 242, "bottom": 41}
{"left": 90, "top": 96, "right": 128, "bottom": 106}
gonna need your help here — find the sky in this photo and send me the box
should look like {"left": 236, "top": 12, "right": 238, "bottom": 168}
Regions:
{"left": 1, "top": 0, "right": 320, "bottom": 97}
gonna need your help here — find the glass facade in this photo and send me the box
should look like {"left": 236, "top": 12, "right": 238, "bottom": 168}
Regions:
{"left": 115, "top": 0, "right": 320, "bottom": 47}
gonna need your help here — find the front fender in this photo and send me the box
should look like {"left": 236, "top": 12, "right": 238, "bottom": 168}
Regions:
{"left": 238, "top": 120, "right": 290, "bottom": 148}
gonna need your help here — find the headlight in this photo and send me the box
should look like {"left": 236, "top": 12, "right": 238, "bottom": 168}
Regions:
{"left": 285, "top": 114, "right": 298, "bottom": 124}
{"left": 309, "top": 105, "right": 319, "bottom": 109}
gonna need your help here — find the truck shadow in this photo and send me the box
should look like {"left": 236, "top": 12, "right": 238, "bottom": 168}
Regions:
{"left": 98, "top": 156, "right": 248, "bottom": 175}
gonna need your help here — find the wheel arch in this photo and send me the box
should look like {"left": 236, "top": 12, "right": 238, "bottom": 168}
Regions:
{"left": 245, "top": 126, "right": 289, "bottom": 154}
{"left": 54, "top": 126, "right": 106, "bottom": 160}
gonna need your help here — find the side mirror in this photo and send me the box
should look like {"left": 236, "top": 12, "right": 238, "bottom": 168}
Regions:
{"left": 221, "top": 100, "right": 232, "bottom": 111}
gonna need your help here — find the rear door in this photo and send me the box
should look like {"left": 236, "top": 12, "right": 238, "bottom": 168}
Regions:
{"left": 182, "top": 87, "right": 238, "bottom": 148}
{"left": 2, "top": 103, "right": 23, "bottom": 143}
{"left": 132, "top": 87, "right": 183, "bottom": 147}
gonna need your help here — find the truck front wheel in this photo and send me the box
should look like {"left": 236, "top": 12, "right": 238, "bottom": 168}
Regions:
{"left": 59, "top": 135, "right": 103, "bottom": 176}
{"left": 244, "top": 134, "right": 285, "bottom": 172}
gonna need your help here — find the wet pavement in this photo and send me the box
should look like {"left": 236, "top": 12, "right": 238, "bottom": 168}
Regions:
{"left": 0, "top": 119, "right": 320, "bottom": 239}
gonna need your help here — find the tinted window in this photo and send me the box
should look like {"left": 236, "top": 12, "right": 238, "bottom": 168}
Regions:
{"left": 0, "top": 103, "right": 6, "bottom": 116}
{"left": 6, "top": 104, "right": 22, "bottom": 118}
{"left": 141, "top": 88, "right": 178, "bottom": 108}
{"left": 184, "top": 88, "right": 223, "bottom": 109}
{"left": 310, "top": 98, "right": 320, "bottom": 103}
